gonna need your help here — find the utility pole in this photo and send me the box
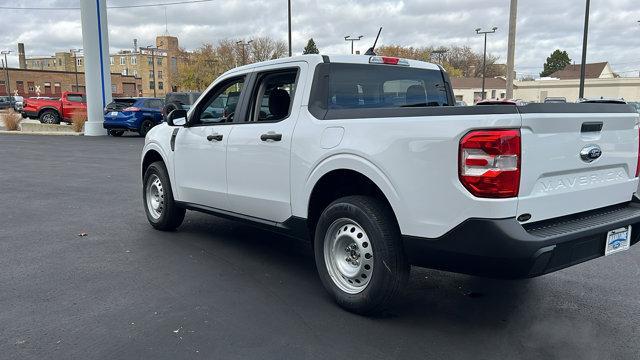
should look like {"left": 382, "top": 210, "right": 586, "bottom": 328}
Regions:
{"left": 475, "top": 27, "right": 498, "bottom": 100}
{"left": 344, "top": 35, "right": 363, "bottom": 55}
{"left": 71, "top": 49, "right": 82, "bottom": 92}
{"left": 287, "top": 0, "right": 292, "bottom": 56}
{"left": 579, "top": 0, "right": 590, "bottom": 100}
{"left": 1, "top": 50, "right": 12, "bottom": 96}
{"left": 146, "top": 46, "right": 158, "bottom": 97}
{"left": 236, "top": 40, "right": 253, "bottom": 65}
{"left": 505, "top": 0, "right": 518, "bottom": 99}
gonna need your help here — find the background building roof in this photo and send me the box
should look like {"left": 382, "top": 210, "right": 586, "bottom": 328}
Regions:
{"left": 549, "top": 62, "right": 609, "bottom": 80}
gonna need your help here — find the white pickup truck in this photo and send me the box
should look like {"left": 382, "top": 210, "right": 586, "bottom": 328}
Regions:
{"left": 141, "top": 54, "right": 640, "bottom": 314}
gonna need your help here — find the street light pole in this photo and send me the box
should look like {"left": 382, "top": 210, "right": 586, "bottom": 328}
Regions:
{"left": 578, "top": 0, "right": 590, "bottom": 100}
{"left": 475, "top": 27, "right": 498, "bottom": 100}
{"left": 287, "top": 0, "right": 292, "bottom": 57}
{"left": 429, "top": 48, "right": 448, "bottom": 63}
{"left": 1, "top": 50, "right": 12, "bottom": 96}
{"left": 236, "top": 40, "right": 253, "bottom": 65}
{"left": 344, "top": 35, "right": 363, "bottom": 54}
{"left": 71, "top": 49, "right": 82, "bottom": 92}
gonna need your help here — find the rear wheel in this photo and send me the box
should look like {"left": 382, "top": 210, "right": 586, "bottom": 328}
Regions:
{"left": 143, "top": 161, "right": 185, "bottom": 231}
{"left": 108, "top": 129, "right": 125, "bottom": 137}
{"left": 39, "top": 110, "right": 60, "bottom": 124}
{"left": 314, "top": 195, "right": 409, "bottom": 315}
{"left": 139, "top": 119, "right": 154, "bottom": 137}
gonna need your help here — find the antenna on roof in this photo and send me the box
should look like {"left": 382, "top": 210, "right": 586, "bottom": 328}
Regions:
{"left": 364, "top": 27, "right": 382, "bottom": 56}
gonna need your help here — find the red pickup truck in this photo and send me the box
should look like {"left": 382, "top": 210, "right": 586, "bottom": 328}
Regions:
{"left": 22, "top": 92, "right": 87, "bottom": 124}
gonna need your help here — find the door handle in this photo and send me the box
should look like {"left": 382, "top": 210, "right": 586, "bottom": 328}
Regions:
{"left": 207, "top": 133, "right": 223, "bottom": 141}
{"left": 260, "top": 132, "right": 282, "bottom": 142}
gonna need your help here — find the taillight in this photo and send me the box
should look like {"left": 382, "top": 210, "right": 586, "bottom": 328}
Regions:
{"left": 459, "top": 129, "right": 521, "bottom": 198}
{"left": 636, "top": 127, "right": 640, "bottom": 178}
{"left": 123, "top": 106, "right": 140, "bottom": 112}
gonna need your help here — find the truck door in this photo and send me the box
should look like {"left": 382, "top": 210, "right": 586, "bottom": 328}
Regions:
{"left": 173, "top": 75, "right": 248, "bottom": 211}
{"left": 225, "top": 62, "right": 307, "bottom": 222}
{"left": 63, "top": 93, "right": 87, "bottom": 120}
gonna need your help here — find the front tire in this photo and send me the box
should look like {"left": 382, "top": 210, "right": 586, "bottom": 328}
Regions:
{"left": 39, "top": 110, "right": 60, "bottom": 124}
{"left": 143, "top": 161, "right": 185, "bottom": 231}
{"left": 314, "top": 195, "right": 409, "bottom": 315}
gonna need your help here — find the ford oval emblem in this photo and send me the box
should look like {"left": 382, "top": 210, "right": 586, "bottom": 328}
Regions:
{"left": 580, "top": 144, "right": 602, "bottom": 163}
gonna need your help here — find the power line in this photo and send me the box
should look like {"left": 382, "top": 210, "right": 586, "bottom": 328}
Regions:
{"left": 0, "top": 0, "right": 215, "bottom": 10}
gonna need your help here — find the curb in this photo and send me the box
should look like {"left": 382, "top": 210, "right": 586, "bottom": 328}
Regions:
{"left": 0, "top": 130, "right": 83, "bottom": 136}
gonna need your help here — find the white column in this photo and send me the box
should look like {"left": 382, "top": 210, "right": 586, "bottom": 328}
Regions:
{"left": 80, "top": 0, "right": 112, "bottom": 136}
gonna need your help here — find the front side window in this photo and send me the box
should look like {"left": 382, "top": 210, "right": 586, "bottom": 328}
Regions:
{"left": 158, "top": 82, "right": 164, "bottom": 90}
{"left": 249, "top": 69, "right": 298, "bottom": 122}
{"left": 157, "top": 57, "right": 162, "bottom": 66}
{"left": 194, "top": 77, "right": 245, "bottom": 125}
{"left": 131, "top": 56, "right": 137, "bottom": 65}
{"left": 120, "top": 57, "right": 126, "bottom": 65}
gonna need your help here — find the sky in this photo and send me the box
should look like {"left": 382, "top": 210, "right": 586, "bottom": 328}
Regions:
{"left": 0, "top": 0, "right": 639, "bottom": 78}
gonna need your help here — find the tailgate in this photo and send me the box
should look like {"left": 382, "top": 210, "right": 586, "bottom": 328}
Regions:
{"left": 517, "top": 104, "right": 639, "bottom": 223}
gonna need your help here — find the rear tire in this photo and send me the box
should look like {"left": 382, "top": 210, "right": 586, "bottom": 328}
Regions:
{"left": 108, "top": 129, "right": 125, "bottom": 137}
{"left": 139, "top": 119, "right": 154, "bottom": 137}
{"left": 314, "top": 195, "right": 409, "bottom": 315}
{"left": 39, "top": 110, "right": 60, "bottom": 124}
{"left": 143, "top": 161, "right": 185, "bottom": 231}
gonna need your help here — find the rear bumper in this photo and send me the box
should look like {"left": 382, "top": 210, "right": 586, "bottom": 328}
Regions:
{"left": 403, "top": 200, "right": 640, "bottom": 279}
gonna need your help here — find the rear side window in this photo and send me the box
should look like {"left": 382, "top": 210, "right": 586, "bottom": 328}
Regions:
{"left": 144, "top": 99, "right": 164, "bottom": 109}
{"left": 67, "top": 94, "right": 86, "bottom": 102}
{"left": 323, "top": 64, "right": 449, "bottom": 110}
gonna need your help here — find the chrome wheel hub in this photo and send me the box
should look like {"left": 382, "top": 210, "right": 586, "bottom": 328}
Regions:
{"left": 324, "top": 219, "right": 373, "bottom": 294}
{"left": 145, "top": 174, "right": 164, "bottom": 220}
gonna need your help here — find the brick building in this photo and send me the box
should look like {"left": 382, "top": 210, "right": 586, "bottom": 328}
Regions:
{"left": 22, "top": 35, "right": 182, "bottom": 97}
{"left": 0, "top": 68, "right": 141, "bottom": 97}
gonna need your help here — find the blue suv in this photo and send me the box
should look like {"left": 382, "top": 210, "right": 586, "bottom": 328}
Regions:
{"left": 103, "top": 98, "right": 165, "bottom": 137}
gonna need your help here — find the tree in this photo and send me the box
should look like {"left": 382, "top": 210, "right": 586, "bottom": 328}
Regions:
{"left": 302, "top": 38, "right": 319, "bottom": 54}
{"left": 376, "top": 44, "right": 497, "bottom": 78}
{"left": 176, "top": 44, "right": 220, "bottom": 91}
{"left": 540, "top": 49, "right": 571, "bottom": 77}
{"left": 250, "top": 37, "right": 287, "bottom": 62}
{"left": 444, "top": 45, "right": 501, "bottom": 78}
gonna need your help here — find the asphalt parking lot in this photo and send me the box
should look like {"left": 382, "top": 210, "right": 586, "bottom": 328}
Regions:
{"left": 1, "top": 134, "right": 640, "bottom": 359}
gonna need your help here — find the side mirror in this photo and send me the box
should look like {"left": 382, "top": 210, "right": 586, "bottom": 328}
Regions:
{"left": 166, "top": 109, "right": 187, "bottom": 126}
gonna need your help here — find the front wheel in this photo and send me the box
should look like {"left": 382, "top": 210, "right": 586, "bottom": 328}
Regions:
{"left": 143, "top": 161, "right": 185, "bottom": 231}
{"left": 39, "top": 110, "right": 60, "bottom": 124}
{"left": 314, "top": 195, "right": 409, "bottom": 315}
